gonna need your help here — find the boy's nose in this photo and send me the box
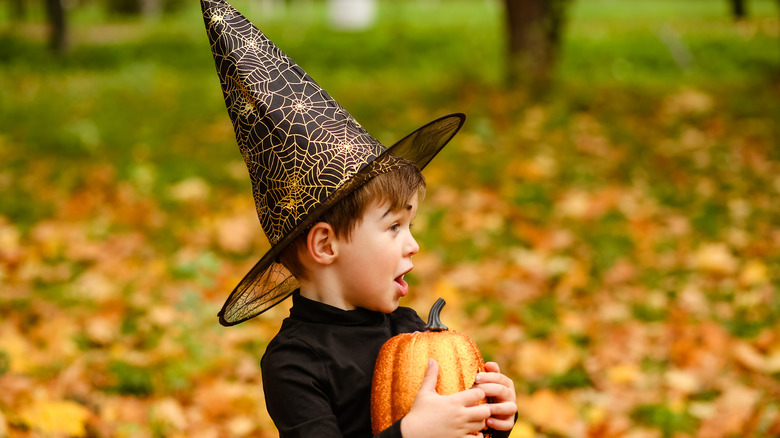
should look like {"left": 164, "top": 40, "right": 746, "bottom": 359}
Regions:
{"left": 405, "top": 233, "right": 419, "bottom": 257}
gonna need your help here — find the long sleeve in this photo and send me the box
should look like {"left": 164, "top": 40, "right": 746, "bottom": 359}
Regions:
{"left": 487, "top": 426, "right": 513, "bottom": 438}
{"left": 374, "top": 420, "right": 402, "bottom": 438}
{"left": 262, "top": 338, "right": 345, "bottom": 438}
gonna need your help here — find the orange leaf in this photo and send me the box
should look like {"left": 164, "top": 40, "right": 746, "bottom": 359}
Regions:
{"left": 517, "top": 389, "right": 579, "bottom": 436}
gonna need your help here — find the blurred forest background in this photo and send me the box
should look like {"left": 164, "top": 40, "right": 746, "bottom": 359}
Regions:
{"left": 1, "top": 0, "right": 779, "bottom": 436}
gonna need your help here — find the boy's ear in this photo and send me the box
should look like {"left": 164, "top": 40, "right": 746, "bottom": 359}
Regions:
{"left": 306, "top": 222, "right": 337, "bottom": 265}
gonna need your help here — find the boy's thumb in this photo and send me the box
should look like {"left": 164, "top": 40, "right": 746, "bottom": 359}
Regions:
{"left": 419, "top": 359, "right": 439, "bottom": 393}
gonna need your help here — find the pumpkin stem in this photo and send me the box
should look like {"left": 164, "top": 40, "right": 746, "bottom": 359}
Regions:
{"left": 424, "top": 298, "right": 448, "bottom": 332}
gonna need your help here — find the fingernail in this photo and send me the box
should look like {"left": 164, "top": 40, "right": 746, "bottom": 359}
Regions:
{"left": 475, "top": 374, "right": 481, "bottom": 383}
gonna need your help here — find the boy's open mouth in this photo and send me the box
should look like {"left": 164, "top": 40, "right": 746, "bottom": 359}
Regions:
{"left": 394, "top": 274, "right": 409, "bottom": 297}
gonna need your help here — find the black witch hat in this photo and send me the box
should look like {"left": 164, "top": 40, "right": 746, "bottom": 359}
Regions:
{"left": 201, "top": 0, "right": 465, "bottom": 325}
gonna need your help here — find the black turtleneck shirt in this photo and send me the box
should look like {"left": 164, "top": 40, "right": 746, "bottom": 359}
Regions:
{"left": 261, "top": 290, "right": 512, "bottom": 438}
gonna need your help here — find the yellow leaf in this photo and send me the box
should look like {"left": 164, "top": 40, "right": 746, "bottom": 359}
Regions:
{"left": 508, "top": 420, "right": 535, "bottom": 438}
{"left": 607, "top": 363, "right": 640, "bottom": 384}
{"left": 662, "top": 88, "right": 714, "bottom": 117}
{"left": 693, "top": 243, "right": 737, "bottom": 274}
{"left": 557, "top": 190, "right": 591, "bottom": 219}
{"left": 168, "top": 177, "right": 210, "bottom": 202}
{"left": 514, "top": 338, "right": 579, "bottom": 379}
{"left": 432, "top": 279, "right": 464, "bottom": 314}
{"left": 0, "top": 219, "right": 21, "bottom": 256}
{"left": 227, "top": 415, "right": 256, "bottom": 437}
{"left": 583, "top": 405, "right": 607, "bottom": 425}
{"left": 0, "top": 324, "right": 33, "bottom": 373}
{"left": 739, "top": 259, "right": 768, "bottom": 285}
{"left": 0, "top": 409, "right": 9, "bottom": 437}
{"left": 19, "top": 400, "right": 90, "bottom": 437}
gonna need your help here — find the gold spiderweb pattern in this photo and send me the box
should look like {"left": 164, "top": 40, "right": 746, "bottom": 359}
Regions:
{"left": 203, "top": 0, "right": 386, "bottom": 245}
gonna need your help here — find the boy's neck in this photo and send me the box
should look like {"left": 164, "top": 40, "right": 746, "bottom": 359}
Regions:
{"left": 298, "top": 282, "right": 356, "bottom": 311}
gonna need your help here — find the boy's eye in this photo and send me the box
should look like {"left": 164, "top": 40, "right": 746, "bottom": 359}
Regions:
{"left": 389, "top": 224, "right": 401, "bottom": 233}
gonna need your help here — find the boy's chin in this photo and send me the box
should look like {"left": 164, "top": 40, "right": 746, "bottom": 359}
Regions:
{"left": 374, "top": 300, "right": 401, "bottom": 314}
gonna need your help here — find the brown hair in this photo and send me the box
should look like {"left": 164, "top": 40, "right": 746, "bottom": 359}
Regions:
{"left": 279, "top": 157, "right": 426, "bottom": 280}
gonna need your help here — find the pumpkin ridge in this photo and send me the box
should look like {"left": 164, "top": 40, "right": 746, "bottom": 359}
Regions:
{"left": 392, "top": 335, "right": 411, "bottom": 421}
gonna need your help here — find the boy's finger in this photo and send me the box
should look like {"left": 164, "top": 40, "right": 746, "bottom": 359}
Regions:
{"left": 455, "top": 388, "right": 488, "bottom": 409}
{"left": 473, "top": 382, "right": 513, "bottom": 400}
{"left": 484, "top": 362, "right": 500, "bottom": 373}
{"left": 464, "top": 404, "right": 492, "bottom": 422}
{"left": 487, "top": 401, "right": 518, "bottom": 417}
{"left": 475, "top": 370, "right": 512, "bottom": 386}
{"left": 487, "top": 416, "right": 516, "bottom": 431}
{"left": 419, "top": 359, "right": 439, "bottom": 393}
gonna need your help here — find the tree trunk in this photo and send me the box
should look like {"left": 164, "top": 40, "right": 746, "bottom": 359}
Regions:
{"left": 729, "top": 0, "right": 747, "bottom": 20}
{"left": 503, "top": 0, "right": 570, "bottom": 90}
{"left": 9, "top": 0, "right": 26, "bottom": 20}
{"left": 44, "top": 0, "right": 69, "bottom": 55}
{"left": 109, "top": 0, "right": 141, "bottom": 16}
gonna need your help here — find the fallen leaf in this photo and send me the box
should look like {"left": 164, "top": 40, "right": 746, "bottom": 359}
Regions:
{"left": 168, "top": 177, "right": 211, "bottom": 202}
{"left": 214, "top": 212, "right": 258, "bottom": 253}
{"left": 0, "top": 219, "right": 21, "bottom": 257}
{"left": 151, "top": 398, "right": 188, "bottom": 432}
{"left": 664, "top": 369, "right": 700, "bottom": 394}
{"left": 733, "top": 342, "right": 780, "bottom": 374}
{"left": 19, "top": 399, "right": 91, "bottom": 437}
{"left": 623, "top": 426, "right": 664, "bottom": 438}
{"left": 697, "top": 382, "right": 759, "bottom": 437}
{"left": 227, "top": 415, "right": 256, "bottom": 437}
{"left": 73, "top": 271, "right": 118, "bottom": 302}
{"left": 514, "top": 338, "right": 580, "bottom": 379}
{"left": 693, "top": 243, "right": 737, "bottom": 274}
{"left": 101, "top": 396, "right": 148, "bottom": 424}
{"left": 0, "top": 324, "right": 35, "bottom": 373}
{"left": 85, "top": 314, "right": 121, "bottom": 345}
{"left": 0, "top": 409, "right": 8, "bottom": 437}
{"left": 661, "top": 88, "right": 714, "bottom": 118}
{"left": 517, "top": 389, "right": 579, "bottom": 436}
{"left": 607, "top": 364, "right": 641, "bottom": 384}
{"left": 557, "top": 190, "right": 591, "bottom": 219}
{"left": 739, "top": 259, "right": 768, "bottom": 286}
{"left": 194, "top": 381, "right": 255, "bottom": 419}
{"left": 508, "top": 420, "right": 535, "bottom": 438}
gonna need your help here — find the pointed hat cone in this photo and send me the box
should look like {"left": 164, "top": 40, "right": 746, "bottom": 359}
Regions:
{"left": 201, "top": 0, "right": 465, "bottom": 325}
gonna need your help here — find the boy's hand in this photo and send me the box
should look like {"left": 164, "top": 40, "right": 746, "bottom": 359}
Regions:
{"left": 473, "top": 362, "right": 518, "bottom": 431}
{"left": 401, "top": 359, "right": 492, "bottom": 438}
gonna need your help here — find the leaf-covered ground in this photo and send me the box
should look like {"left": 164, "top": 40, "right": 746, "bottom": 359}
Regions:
{"left": 1, "top": 1, "right": 779, "bottom": 437}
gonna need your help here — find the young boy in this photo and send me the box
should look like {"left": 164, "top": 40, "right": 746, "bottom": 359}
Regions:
{"left": 200, "top": 1, "right": 517, "bottom": 437}
{"left": 262, "top": 157, "right": 517, "bottom": 438}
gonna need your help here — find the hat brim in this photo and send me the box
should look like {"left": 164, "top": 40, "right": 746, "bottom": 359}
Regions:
{"left": 217, "top": 113, "right": 465, "bottom": 326}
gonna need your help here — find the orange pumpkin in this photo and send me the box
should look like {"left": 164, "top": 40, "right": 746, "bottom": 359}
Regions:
{"left": 370, "top": 298, "right": 488, "bottom": 435}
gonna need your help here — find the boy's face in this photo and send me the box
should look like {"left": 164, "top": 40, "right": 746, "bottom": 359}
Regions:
{"left": 332, "top": 193, "right": 420, "bottom": 314}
